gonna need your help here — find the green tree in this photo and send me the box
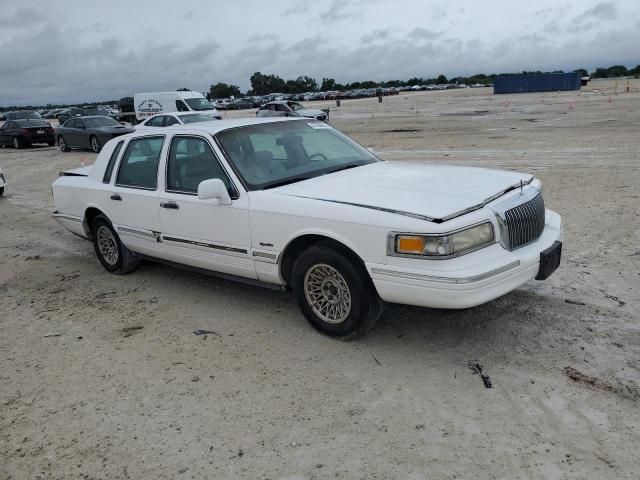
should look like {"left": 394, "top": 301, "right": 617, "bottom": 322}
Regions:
{"left": 436, "top": 74, "right": 448, "bottom": 84}
{"left": 321, "top": 77, "right": 336, "bottom": 90}
{"left": 294, "top": 76, "right": 318, "bottom": 92}
{"left": 209, "top": 83, "right": 241, "bottom": 99}
{"left": 250, "top": 72, "right": 286, "bottom": 95}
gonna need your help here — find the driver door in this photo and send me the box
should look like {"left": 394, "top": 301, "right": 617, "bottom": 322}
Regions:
{"left": 157, "top": 134, "right": 255, "bottom": 279}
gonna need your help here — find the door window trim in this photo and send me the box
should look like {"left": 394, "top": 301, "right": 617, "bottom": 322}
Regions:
{"left": 114, "top": 134, "right": 166, "bottom": 191}
{"left": 164, "top": 134, "right": 239, "bottom": 199}
{"left": 103, "top": 140, "right": 125, "bottom": 184}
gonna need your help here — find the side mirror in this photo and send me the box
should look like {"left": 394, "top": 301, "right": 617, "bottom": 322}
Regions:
{"left": 197, "top": 178, "right": 232, "bottom": 205}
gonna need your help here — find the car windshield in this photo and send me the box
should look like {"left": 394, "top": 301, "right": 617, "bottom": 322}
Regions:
{"left": 288, "top": 102, "right": 304, "bottom": 111}
{"left": 216, "top": 120, "right": 380, "bottom": 190}
{"left": 178, "top": 113, "right": 218, "bottom": 124}
{"left": 14, "top": 111, "right": 42, "bottom": 119}
{"left": 84, "top": 117, "right": 119, "bottom": 128}
{"left": 184, "top": 97, "right": 213, "bottom": 111}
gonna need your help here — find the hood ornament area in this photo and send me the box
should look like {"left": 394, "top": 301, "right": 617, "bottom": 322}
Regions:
{"left": 519, "top": 179, "right": 524, "bottom": 195}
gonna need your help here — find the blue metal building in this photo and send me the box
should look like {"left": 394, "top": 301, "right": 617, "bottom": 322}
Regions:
{"left": 494, "top": 72, "right": 581, "bottom": 94}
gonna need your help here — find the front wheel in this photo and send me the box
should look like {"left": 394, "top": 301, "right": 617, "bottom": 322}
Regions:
{"left": 292, "top": 244, "right": 383, "bottom": 338}
{"left": 92, "top": 215, "right": 140, "bottom": 274}
{"left": 90, "top": 135, "right": 101, "bottom": 153}
{"left": 13, "top": 137, "right": 23, "bottom": 149}
{"left": 58, "top": 136, "right": 70, "bottom": 152}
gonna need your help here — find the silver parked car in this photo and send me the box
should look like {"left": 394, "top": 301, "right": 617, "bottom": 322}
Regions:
{"left": 256, "top": 101, "right": 328, "bottom": 121}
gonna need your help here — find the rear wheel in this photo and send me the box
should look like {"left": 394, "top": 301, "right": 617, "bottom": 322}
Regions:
{"left": 292, "top": 243, "right": 383, "bottom": 339}
{"left": 58, "top": 135, "right": 70, "bottom": 152}
{"left": 13, "top": 137, "right": 23, "bottom": 149}
{"left": 90, "top": 135, "right": 101, "bottom": 153}
{"left": 0, "top": 187, "right": 4, "bottom": 196}
{"left": 91, "top": 215, "right": 140, "bottom": 274}
{"left": 47, "top": 139, "right": 55, "bottom": 147}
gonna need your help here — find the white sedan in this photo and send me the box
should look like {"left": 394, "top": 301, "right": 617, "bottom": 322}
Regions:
{"left": 0, "top": 165, "right": 6, "bottom": 195}
{"left": 51, "top": 118, "right": 562, "bottom": 338}
{"left": 137, "top": 111, "right": 222, "bottom": 129}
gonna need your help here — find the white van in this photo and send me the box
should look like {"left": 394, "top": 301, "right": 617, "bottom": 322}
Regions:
{"left": 133, "top": 91, "right": 220, "bottom": 122}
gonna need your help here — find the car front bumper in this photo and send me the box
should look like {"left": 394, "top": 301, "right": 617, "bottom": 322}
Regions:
{"left": 367, "top": 210, "right": 562, "bottom": 309}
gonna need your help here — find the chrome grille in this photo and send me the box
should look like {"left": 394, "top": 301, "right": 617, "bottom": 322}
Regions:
{"left": 504, "top": 193, "right": 545, "bottom": 249}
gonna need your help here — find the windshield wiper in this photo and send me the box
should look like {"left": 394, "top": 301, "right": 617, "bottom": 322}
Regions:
{"left": 324, "top": 163, "right": 363, "bottom": 175}
{"left": 263, "top": 176, "right": 313, "bottom": 189}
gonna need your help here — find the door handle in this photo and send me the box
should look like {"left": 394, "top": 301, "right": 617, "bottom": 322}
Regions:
{"left": 160, "top": 201, "right": 179, "bottom": 210}
{"left": 110, "top": 194, "right": 122, "bottom": 201}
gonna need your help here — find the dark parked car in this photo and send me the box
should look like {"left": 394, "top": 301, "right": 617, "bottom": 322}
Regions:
{"left": 56, "top": 107, "right": 85, "bottom": 124}
{"left": 0, "top": 119, "right": 55, "bottom": 148}
{"left": 229, "top": 97, "right": 254, "bottom": 110}
{"left": 55, "top": 116, "right": 134, "bottom": 153}
{"left": 4, "top": 110, "right": 47, "bottom": 122}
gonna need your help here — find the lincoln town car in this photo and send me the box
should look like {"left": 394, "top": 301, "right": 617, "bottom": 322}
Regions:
{"left": 51, "top": 118, "right": 562, "bottom": 338}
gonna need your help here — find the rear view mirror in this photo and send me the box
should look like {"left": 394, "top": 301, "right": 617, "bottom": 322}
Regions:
{"left": 197, "top": 178, "right": 232, "bottom": 205}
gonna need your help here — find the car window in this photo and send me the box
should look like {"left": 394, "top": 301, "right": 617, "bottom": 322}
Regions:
{"left": 146, "top": 116, "right": 164, "bottom": 127}
{"left": 166, "top": 136, "right": 232, "bottom": 194}
{"left": 85, "top": 117, "right": 119, "bottom": 128}
{"left": 164, "top": 116, "right": 180, "bottom": 126}
{"left": 115, "top": 136, "right": 164, "bottom": 190}
{"left": 76, "top": 119, "right": 86, "bottom": 128}
{"left": 175, "top": 100, "right": 189, "bottom": 112}
{"left": 275, "top": 104, "right": 289, "bottom": 112}
{"left": 177, "top": 114, "right": 215, "bottom": 124}
{"left": 103, "top": 140, "right": 124, "bottom": 184}
{"left": 216, "top": 121, "right": 379, "bottom": 189}
{"left": 66, "top": 119, "right": 77, "bottom": 128}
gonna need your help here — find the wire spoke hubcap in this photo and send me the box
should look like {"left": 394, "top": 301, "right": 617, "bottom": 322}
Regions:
{"left": 97, "top": 226, "right": 119, "bottom": 266}
{"left": 304, "top": 263, "right": 352, "bottom": 324}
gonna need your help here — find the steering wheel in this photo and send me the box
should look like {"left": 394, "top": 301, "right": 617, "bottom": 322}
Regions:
{"left": 308, "top": 153, "right": 328, "bottom": 162}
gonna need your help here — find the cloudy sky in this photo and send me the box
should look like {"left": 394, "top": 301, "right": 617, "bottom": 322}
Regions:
{"left": 1, "top": 0, "right": 638, "bottom": 106}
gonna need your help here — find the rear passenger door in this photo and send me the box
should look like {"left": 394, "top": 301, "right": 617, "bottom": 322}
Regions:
{"left": 157, "top": 134, "right": 255, "bottom": 279}
{"left": 106, "top": 135, "right": 166, "bottom": 257}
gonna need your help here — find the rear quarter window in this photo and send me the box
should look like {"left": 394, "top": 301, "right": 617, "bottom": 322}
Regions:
{"left": 103, "top": 141, "right": 124, "bottom": 184}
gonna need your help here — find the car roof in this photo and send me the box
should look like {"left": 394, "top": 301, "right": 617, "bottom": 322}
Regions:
{"left": 73, "top": 115, "right": 115, "bottom": 120}
{"left": 138, "top": 117, "right": 305, "bottom": 135}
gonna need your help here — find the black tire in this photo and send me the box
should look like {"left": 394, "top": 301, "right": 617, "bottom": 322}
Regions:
{"left": 58, "top": 135, "right": 70, "bottom": 152}
{"left": 91, "top": 215, "right": 140, "bottom": 274}
{"left": 13, "top": 137, "right": 23, "bottom": 149}
{"left": 0, "top": 187, "right": 4, "bottom": 196}
{"left": 47, "top": 140, "right": 55, "bottom": 147}
{"left": 90, "top": 135, "right": 101, "bottom": 153}
{"left": 291, "top": 243, "right": 383, "bottom": 339}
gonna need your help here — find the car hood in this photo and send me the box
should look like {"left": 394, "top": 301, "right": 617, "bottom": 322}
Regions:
{"left": 271, "top": 161, "right": 534, "bottom": 221}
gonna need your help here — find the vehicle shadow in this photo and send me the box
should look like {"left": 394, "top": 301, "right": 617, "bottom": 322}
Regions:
{"left": 137, "top": 260, "right": 566, "bottom": 357}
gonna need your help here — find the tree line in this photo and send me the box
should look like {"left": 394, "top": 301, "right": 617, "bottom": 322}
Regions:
{"left": 208, "top": 64, "right": 640, "bottom": 98}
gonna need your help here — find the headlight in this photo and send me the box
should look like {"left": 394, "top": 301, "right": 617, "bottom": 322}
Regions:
{"left": 393, "top": 222, "right": 495, "bottom": 258}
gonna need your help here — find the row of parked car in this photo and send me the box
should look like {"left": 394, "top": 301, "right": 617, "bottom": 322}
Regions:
{"left": 211, "top": 88, "right": 402, "bottom": 110}
{"left": 0, "top": 97, "right": 330, "bottom": 152}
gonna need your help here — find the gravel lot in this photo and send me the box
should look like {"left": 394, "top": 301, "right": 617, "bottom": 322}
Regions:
{"left": 1, "top": 79, "right": 639, "bottom": 479}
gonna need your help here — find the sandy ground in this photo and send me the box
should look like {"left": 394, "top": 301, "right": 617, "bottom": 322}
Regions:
{"left": 1, "top": 79, "right": 639, "bottom": 479}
